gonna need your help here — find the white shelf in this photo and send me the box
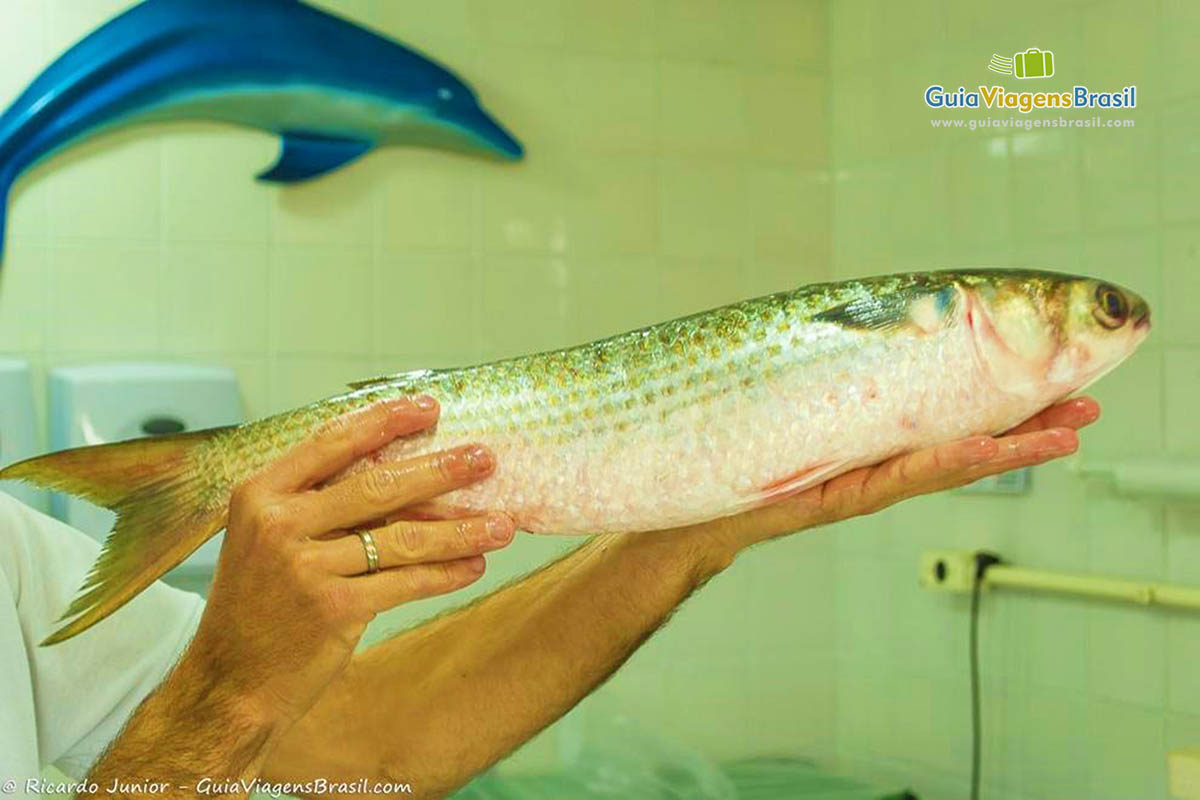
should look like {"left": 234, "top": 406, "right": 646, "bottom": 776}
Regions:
{"left": 1071, "top": 457, "right": 1200, "bottom": 501}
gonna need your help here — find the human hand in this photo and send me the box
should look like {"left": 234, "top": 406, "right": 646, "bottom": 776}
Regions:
{"left": 181, "top": 397, "right": 515, "bottom": 734}
{"left": 688, "top": 396, "right": 1101, "bottom": 561}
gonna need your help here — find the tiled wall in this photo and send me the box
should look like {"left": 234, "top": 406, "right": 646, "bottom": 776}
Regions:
{"left": 827, "top": 0, "right": 1198, "bottom": 798}
{"left": 0, "top": 0, "right": 838, "bottom": 778}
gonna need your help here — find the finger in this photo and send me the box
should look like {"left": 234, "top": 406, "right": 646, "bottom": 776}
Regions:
{"left": 861, "top": 427, "right": 1079, "bottom": 509}
{"left": 352, "top": 556, "right": 488, "bottom": 613}
{"left": 1005, "top": 396, "right": 1100, "bottom": 436}
{"left": 289, "top": 443, "right": 495, "bottom": 536}
{"left": 319, "top": 514, "right": 514, "bottom": 576}
{"left": 255, "top": 396, "right": 440, "bottom": 493}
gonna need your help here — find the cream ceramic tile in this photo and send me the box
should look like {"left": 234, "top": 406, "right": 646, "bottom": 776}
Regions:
{"left": 1165, "top": 348, "right": 1200, "bottom": 454}
{"left": 8, "top": 170, "right": 52, "bottom": 246}
{"left": 1083, "top": 0, "right": 1159, "bottom": 101}
{"left": 658, "top": 62, "right": 747, "bottom": 157}
{"left": 47, "top": 244, "right": 160, "bottom": 353}
{"left": 1010, "top": 131, "right": 1083, "bottom": 238}
{"left": 1082, "top": 122, "right": 1159, "bottom": 234}
{"left": 1085, "top": 492, "right": 1164, "bottom": 580}
{"left": 1086, "top": 699, "right": 1168, "bottom": 800}
{"left": 1168, "top": 616, "right": 1200, "bottom": 715}
{"left": 879, "top": 0, "right": 946, "bottom": 55}
{"left": 0, "top": 1, "right": 48, "bottom": 108}
{"left": 42, "top": 129, "right": 162, "bottom": 242}
{"left": 478, "top": 256, "right": 570, "bottom": 359}
{"left": 563, "top": 156, "right": 657, "bottom": 257}
{"left": 744, "top": 72, "right": 827, "bottom": 167}
{"left": 269, "top": 156, "right": 378, "bottom": 247}
{"left": 1088, "top": 604, "right": 1166, "bottom": 709}
{"left": 162, "top": 125, "right": 275, "bottom": 244}
{"left": 1161, "top": 102, "right": 1200, "bottom": 224}
{"left": 948, "top": 138, "right": 1011, "bottom": 245}
{"left": 468, "top": 0, "right": 564, "bottom": 48}
{"left": 885, "top": 154, "right": 951, "bottom": 256}
{"left": 830, "top": 67, "right": 889, "bottom": 164}
{"left": 270, "top": 245, "right": 373, "bottom": 357}
{"left": 829, "top": 0, "right": 884, "bottom": 67}
{"left": 1082, "top": 344, "right": 1162, "bottom": 457}
{"left": 162, "top": 244, "right": 269, "bottom": 354}
{"left": 1017, "top": 689, "right": 1091, "bottom": 797}
{"left": 657, "top": 258, "right": 744, "bottom": 320}
{"left": 1162, "top": 0, "right": 1200, "bottom": 101}
{"left": 658, "top": 159, "right": 749, "bottom": 260}
{"left": 1161, "top": 227, "right": 1200, "bottom": 346}
{"left": 748, "top": 167, "right": 830, "bottom": 263}
{"left": 377, "top": 150, "right": 476, "bottom": 254}
{"left": 0, "top": 245, "right": 48, "bottom": 353}
{"left": 479, "top": 158, "right": 568, "bottom": 256}
{"left": 564, "top": 57, "right": 658, "bottom": 155}
{"left": 561, "top": 0, "right": 657, "bottom": 58}
{"left": 744, "top": 0, "right": 825, "bottom": 68}
{"left": 655, "top": 0, "right": 745, "bottom": 63}
{"left": 468, "top": 47, "right": 570, "bottom": 164}
{"left": 565, "top": 256, "right": 660, "bottom": 345}
{"left": 372, "top": 253, "right": 478, "bottom": 359}
{"left": 269, "top": 356, "right": 376, "bottom": 413}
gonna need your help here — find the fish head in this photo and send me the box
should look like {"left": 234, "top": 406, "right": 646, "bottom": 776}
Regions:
{"left": 426, "top": 81, "right": 525, "bottom": 160}
{"left": 960, "top": 270, "right": 1150, "bottom": 401}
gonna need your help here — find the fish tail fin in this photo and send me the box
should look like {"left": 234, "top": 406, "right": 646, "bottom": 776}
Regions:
{"left": 0, "top": 428, "right": 234, "bottom": 645}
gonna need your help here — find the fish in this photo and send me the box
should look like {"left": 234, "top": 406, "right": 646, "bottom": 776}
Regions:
{"left": 0, "top": 0, "right": 523, "bottom": 265}
{"left": 2, "top": 269, "right": 1150, "bottom": 643}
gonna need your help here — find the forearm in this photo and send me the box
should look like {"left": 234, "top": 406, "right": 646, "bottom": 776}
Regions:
{"left": 267, "top": 527, "right": 737, "bottom": 798}
{"left": 83, "top": 643, "right": 283, "bottom": 800}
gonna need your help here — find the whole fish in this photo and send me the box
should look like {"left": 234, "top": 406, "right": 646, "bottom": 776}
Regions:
{"left": 4, "top": 269, "right": 1149, "bottom": 643}
{"left": 0, "top": 0, "right": 523, "bottom": 265}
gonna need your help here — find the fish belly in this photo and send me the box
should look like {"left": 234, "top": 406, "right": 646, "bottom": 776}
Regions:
{"left": 349, "top": 321, "right": 1037, "bottom": 535}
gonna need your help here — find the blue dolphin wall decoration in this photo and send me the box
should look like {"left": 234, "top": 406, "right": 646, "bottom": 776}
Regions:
{"left": 0, "top": 0, "right": 524, "bottom": 264}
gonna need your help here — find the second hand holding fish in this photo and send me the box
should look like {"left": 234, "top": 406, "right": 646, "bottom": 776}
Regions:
{"left": 661, "top": 395, "right": 1098, "bottom": 565}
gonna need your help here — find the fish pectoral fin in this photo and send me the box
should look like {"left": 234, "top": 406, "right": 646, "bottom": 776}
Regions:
{"left": 740, "top": 460, "right": 849, "bottom": 510}
{"left": 257, "top": 132, "right": 375, "bottom": 184}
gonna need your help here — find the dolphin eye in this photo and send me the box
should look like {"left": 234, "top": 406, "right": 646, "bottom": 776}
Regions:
{"left": 1094, "top": 284, "right": 1128, "bottom": 329}
{"left": 437, "top": 87, "right": 454, "bottom": 102}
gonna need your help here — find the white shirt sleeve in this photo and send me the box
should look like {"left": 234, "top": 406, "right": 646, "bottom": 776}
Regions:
{"left": 0, "top": 493, "right": 205, "bottom": 778}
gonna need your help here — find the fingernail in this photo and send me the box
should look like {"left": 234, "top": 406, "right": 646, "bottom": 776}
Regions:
{"left": 467, "top": 556, "right": 486, "bottom": 575}
{"left": 487, "top": 514, "right": 514, "bottom": 544}
{"left": 414, "top": 395, "right": 437, "bottom": 411}
{"left": 461, "top": 445, "right": 494, "bottom": 476}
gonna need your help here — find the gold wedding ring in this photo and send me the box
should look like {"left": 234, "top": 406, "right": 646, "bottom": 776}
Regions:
{"left": 356, "top": 529, "right": 380, "bottom": 574}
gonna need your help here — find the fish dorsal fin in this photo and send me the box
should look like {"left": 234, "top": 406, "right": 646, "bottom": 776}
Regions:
{"left": 257, "top": 131, "right": 374, "bottom": 184}
{"left": 348, "top": 368, "right": 438, "bottom": 391}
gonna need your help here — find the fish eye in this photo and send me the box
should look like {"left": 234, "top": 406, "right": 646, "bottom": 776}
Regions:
{"left": 1094, "top": 284, "right": 1128, "bottom": 329}
{"left": 437, "top": 87, "right": 454, "bottom": 102}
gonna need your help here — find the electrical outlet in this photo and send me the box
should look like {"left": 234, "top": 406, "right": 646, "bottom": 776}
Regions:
{"left": 919, "top": 550, "right": 978, "bottom": 593}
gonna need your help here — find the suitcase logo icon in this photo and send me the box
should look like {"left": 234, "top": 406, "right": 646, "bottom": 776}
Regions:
{"left": 988, "top": 48, "right": 1055, "bottom": 79}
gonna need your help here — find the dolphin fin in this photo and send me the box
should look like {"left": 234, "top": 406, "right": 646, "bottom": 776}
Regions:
{"left": 257, "top": 132, "right": 374, "bottom": 184}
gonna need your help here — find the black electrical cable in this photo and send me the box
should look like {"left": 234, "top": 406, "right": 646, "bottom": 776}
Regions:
{"left": 969, "top": 552, "right": 1002, "bottom": 800}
